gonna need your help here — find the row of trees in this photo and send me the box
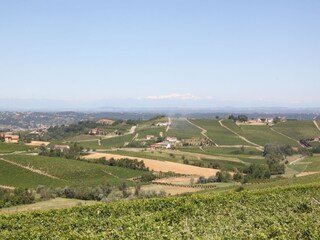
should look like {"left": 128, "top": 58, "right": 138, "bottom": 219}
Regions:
{"left": 36, "top": 183, "right": 166, "bottom": 202}
{"left": 90, "top": 157, "right": 149, "bottom": 171}
{"left": 197, "top": 171, "right": 233, "bottom": 184}
{"left": 0, "top": 188, "right": 35, "bottom": 209}
{"left": 228, "top": 114, "right": 249, "bottom": 122}
{"left": 39, "top": 143, "right": 84, "bottom": 159}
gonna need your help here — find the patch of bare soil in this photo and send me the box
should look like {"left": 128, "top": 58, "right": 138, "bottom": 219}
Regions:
{"left": 296, "top": 172, "right": 320, "bottom": 177}
{"left": 84, "top": 153, "right": 219, "bottom": 177}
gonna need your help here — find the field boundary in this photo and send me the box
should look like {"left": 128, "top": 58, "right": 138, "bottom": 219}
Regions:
{"left": 313, "top": 120, "right": 320, "bottom": 132}
{"left": 269, "top": 127, "right": 302, "bottom": 147}
{"left": 152, "top": 182, "right": 217, "bottom": 189}
{"left": 219, "top": 120, "right": 263, "bottom": 150}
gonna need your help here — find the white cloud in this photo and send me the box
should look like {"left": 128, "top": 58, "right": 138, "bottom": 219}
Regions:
{"left": 141, "top": 93, "right": 213, "bottom": 101}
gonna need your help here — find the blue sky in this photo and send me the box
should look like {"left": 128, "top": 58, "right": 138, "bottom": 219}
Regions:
{"left": 0, "top": 1, "right": 319, "bottom": 108}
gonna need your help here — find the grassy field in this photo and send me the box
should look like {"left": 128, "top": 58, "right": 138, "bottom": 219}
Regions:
{"left": 66, "top": 134, "right": 101, "bottom": 142}
{"left": 178, "top": 146, "right": 261, "bottom": 156}
{"left": 272, "top": 120, "right": 320, "bottom": 140}
{"left": 301, "top": 156, "right": 320, "bottom": 172}
{"left": 0, "top": 142, "right": 29, "bottom": 153}
{"left": 190, "top": 119, "right": 249, "bottom": 145}
{"left": 136, "top": 127, "right": 166, "bottom": 139}
{"left": 0, "top": 160, "right": 65, "bottom": 188}
{"left": 222, "top": 120, "right": 300, "bottom": 147}
{"left": 165, "top": 118, "right": 202, "bottom": 139}
{"left": 1, "top": 155, "right": 146, "bottom": 188}
{"left": 0, "top": 198, "right": 96, "bottom": 214}
{"left": 1, "top": 183, "right": 320, "bottom": 239}
{"left": 79, "top": 134, "right": 135, "bottom": 150}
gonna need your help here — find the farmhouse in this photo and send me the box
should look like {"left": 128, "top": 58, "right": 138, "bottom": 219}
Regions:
{"left": 156, "top": 122, "right": 170, "bottom": 127}
{"left": 151, "top": 142, "right": 172, "bottom": 150}
{"left": 166, "top": 137, "right": 179, "bottom": 143}
{"left": 4, "top": 134, "right": 19, "bottom": 143}
{"left": 53, "top": 145, "right": 70, "bottom": 152}
{"left": 89, "top": 128, "right": 98, "bottom": 135}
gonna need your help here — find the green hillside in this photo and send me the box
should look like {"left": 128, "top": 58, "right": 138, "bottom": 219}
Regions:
{"left": 136, "top": 127, "right": 166, "bottom": 139}
{"left": 1, "top": 183, "right": 320, "bottom": 239}
{"left": 273, "top": 120, "right": 320, "bottom": 140}
{"left": 165, "top": 118, "right": 202, "bottom": 139}
{"left": 1, "top": 155, "right": 145, "bottom": 188}
{"left": 222, "top": 120, "right": 300, "bottom": 147}
{"left": 80, "top": 134, "right": 135, "bottom": 150}
{"left": 0, "top": 143, "right": 29, "bottom": 153}
{"left": 190, "top": 119, "right": 249, "bottom": 145}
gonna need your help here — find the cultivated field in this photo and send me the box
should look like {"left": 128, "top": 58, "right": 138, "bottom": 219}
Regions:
{"left": 222, "top": 120, "right": 300, "bottom": 147}
{"left": 84, "top": 153, "right": 220, "bottom": 177}
{"left": 165, "top": 118, "right": 202, "bottom": 139}
{"left": 0, "top": 154, "right": 145, "bottom": 188}
{"left": 190, "top": 119, "right": 249, "bottom": 145}
{"left": 0, "top": 143, "right": 29, "bottom": 153}
{"left": 272, "top": 120, "right": 320, "bottom": 140}
{"left": 0, "top": 198, "right": 96, "bottom": 215}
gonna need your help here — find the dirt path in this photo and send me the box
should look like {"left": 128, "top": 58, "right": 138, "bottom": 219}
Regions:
{"left": 132, "top": 133, "right": 139, "bottom": 141}
{"left": 219, "top": 120, "right": 263, "bottom": 150}
{"left": 296, "top": 171, "right": 320, "bottom": 177}
{"left": 0, "top": 185, "right": 15, "bottom": 190}
{"left": 199, "top": 146, "right": 205, "bottom": 152}
{"left": 313, "top": 120, "right": 320, "bottom": 132}
{"left": 128, "top": 126, "right": 137, "bottom": 135}
{"left": 102, "top": 170, "right": 120, "bottom": 179}
{"left": 186, "top": 119, "right": 218, "bottom": 147}
{"left": 0, "top": 158, "right": 60, "bottom": 180}
{"left": 289, "top": 156, "right": 305, "bottom": 165}
{"left": 166, "top": 118, "right": 171, "bottom": 132}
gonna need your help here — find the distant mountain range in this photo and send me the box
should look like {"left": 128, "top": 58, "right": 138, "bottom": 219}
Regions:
{"left": 0, "top": 98, "right": 319, "bottom": 114}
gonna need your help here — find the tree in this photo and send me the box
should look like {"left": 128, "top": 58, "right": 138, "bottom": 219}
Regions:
{"left": 228, "top": 115, "right": 237, "bottom": 121}
{"left": 241, "top": 145, "right": 245, "bottom": 153}
{"left": 237, "top": 115, "right": 248, "bottom": 122}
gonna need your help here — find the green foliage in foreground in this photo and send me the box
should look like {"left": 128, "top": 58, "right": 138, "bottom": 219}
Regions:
{"left": 1, "top": 184, "right": 320, "bottom": 239}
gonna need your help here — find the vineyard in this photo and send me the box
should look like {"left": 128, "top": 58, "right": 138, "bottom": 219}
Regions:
{"left": 1, "top": 183, "right": 320, "bottom": 239}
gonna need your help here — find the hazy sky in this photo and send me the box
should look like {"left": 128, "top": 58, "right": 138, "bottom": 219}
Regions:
{"left": 0, "top": 1, "right": 319, "bottom": 107}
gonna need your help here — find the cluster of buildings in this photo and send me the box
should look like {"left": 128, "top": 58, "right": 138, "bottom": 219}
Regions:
{"left": 155, "top": 122, "right": 170, "bottom": 127}
{"left": 237, "top": 117, "right": 286, "bottom": 125}
{"left": 52, "top": 145, "right": 71, "bottom": 152}
{"left": 150, "top": 137, "right": 180, "bottom": 150}
{"left": 0, "top": 133, "right": 20, "bottom": 143}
